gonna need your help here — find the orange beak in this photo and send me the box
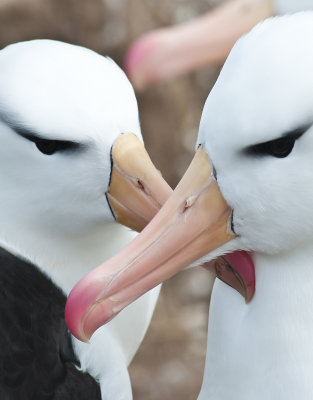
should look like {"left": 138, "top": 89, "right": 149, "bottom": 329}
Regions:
{"left": 65, "top": 146, "right": 239, "bottom": 342}
{"left": 106, "top": 133, "right": 172, "bottom": 232}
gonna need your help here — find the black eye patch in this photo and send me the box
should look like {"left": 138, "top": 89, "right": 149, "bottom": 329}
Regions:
{"left": 246, "top": 136, "right": 296, "bottom": 158}
{"left": 0, "top": 114, "right": 83, "bottom": 155}
{"left": 34, "top": 138, "right": 79, "bottom": 155}
{"left": 14, "top": 126, "right": 81, "bottom": 156}
{"left": 243, "top": 125, "right": 310, "bottom": 159}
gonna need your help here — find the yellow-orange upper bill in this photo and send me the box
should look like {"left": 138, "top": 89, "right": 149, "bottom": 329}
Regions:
{"left": 106, "top": 133, "right": 172, "bottom": 232}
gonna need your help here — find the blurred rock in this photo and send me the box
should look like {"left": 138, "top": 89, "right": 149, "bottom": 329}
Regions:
{"left": 0, "top": 0, "right": 106, "bottom": 51}
{"left": 129, "top": 268, "right": 215, "bottom": 400}
{"left": 0, "top": 1, "right": 224, "bottom": 398}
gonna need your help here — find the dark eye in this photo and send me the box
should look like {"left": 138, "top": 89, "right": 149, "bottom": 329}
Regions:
{"left": 34, "top": 138, "right": 81, "bottom": 155}
{"left": 245, "top": 136, "right": 297, "bottom": 158}
{"left": 35, "top": 139, "right": 57, "bottom": 155}
{"left": 244, "top": 125, "right": 310, "bottom": 159}
{"left": 265, "top": 137, "right": 296, "bottom": 158}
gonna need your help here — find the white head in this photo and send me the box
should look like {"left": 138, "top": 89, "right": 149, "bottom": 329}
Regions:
{"left": 0, "top": 40, "right": 136, "bottom": 238}
{"left": 198, "top": 12, "right": 313, "bottom": 255}
{"left": 0, "top": 39, "right": 171, "bottom": 279}
{"left": 65, "top": 13, "right": 313, "bottom": 341}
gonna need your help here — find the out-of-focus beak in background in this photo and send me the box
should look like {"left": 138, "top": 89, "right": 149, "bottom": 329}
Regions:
{"left": 124, "top": 0, "right": 274, "bottom": 89}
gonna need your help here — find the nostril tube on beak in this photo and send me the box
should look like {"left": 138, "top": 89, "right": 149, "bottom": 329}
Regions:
{"left": 183, "top": 195, "right": 197, "bottom": 213}
{"left": 136, "top": 179, "right": 145, "bottom": 191}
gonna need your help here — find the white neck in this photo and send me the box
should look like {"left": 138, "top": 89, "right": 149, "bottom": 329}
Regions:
{"left": 0, "top": 219, "right": 135, "bottom": 295}
{"left": 199, "top": 244, "right": 313, "bottom": 400}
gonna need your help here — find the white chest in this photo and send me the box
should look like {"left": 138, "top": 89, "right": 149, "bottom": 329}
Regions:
{"left": 199, "top": 249, "right": 313, "bottom": 400}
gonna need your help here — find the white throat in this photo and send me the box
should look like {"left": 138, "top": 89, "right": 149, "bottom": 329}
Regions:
{"left": 0, "top": 219, "right": 135, "bottom": 295}
{"left": 199, "top": 244, "right": 313, "bottom": 400}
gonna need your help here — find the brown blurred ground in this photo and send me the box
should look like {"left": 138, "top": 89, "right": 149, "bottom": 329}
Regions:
{"left": 130, "top": 268, "right": 215, "bottom": 400}
{"left": 0, "top": 1, "right": 224, "bottom": 398}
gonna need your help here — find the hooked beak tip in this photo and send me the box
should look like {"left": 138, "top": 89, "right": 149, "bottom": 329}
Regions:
{"left": 212, "top": 251, "right": 255, "bottom": 303}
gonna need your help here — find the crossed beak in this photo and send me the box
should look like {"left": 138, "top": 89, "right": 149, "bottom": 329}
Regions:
{"left": 65, "top": 145, "right": 254, "bottom": 342}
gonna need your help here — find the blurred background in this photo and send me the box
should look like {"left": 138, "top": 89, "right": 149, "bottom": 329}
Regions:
{"left": 0, "top": 0, "right": 224, "bottom": 398}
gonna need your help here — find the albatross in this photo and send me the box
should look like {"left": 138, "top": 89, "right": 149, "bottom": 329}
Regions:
{"left": 0, "top": 39, "right": 171, "bottom": 399}
{"left": 66, "top": 13, "right": 313, "bottom": 399}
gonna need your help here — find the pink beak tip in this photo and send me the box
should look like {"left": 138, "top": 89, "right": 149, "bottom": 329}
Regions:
{"left": 211, "top": 251, "right": 256, "bottom": 303}
{"left": 65, "top": 274, "right": 118, "bottom": 342}
{"left": 64, "top": 279, "right": 99, "bottom": 343}
{"left": 64, "top": 293, "right": 85, "bottom": 342}
{"left": 124, "top": 34, "right": 159, "bottom": 76}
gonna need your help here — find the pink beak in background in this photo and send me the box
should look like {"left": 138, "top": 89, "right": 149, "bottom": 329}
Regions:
{"left": 124, "top": 1, "right": 274, "bottom": 89}
{"left": 65, "top": 146, "right": 255, "bottom": 342}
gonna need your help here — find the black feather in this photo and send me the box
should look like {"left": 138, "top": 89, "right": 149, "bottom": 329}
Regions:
{"left": 0, "top": 247, "right": 101, "bottom": 400}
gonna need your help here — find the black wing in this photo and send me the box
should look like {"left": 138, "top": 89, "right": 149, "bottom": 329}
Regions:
{"left": 0, "top": 247, "right": 101, "bottom": 400}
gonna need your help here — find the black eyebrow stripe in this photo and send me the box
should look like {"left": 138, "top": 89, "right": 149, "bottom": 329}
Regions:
{"left": 243, "top": 123, "right": 312, "bottom": 156}
{"left": 3, "top": 118, "right": 83, "bottom": 151}
{"left": 0, "top": 113, "right": 37, "bottom": 140}
{"left": 11, "top": 124, "right": 46, "bottom": 142}
{"left": 280, "top": 123, "right": 311, "bottom": 140}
